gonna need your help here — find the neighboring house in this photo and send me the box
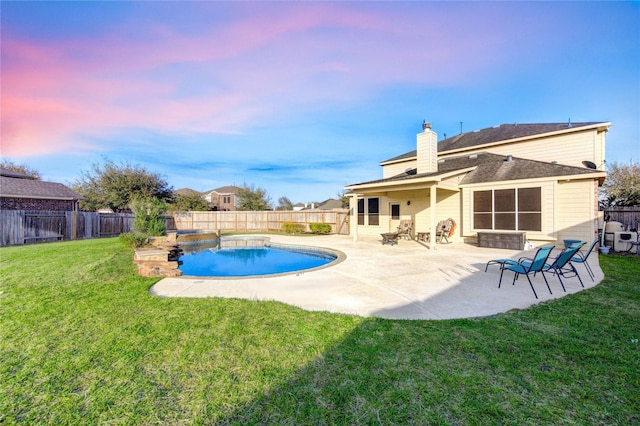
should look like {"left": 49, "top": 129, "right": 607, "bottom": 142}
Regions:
{"left": 344, "top": 121, "right": 609, "bottom": 247}
{"left": 292, "top": 203, "right": 306, "bottom": 211}
{"left": 202, "top": 185, "right": 240, "bottom": 211}
{"left": 0, "top": 169, "right": 82, "bottom": 211}
{"left": 303, "top": 199, "right": 345, "bottom": 211}
{"left": 173, "top": 187, "right": 201, "bottom": 197}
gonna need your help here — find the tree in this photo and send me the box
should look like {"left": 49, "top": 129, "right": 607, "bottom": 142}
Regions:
{"left": 170, "top": 193, "right": 210, "bottom": 212}
{"left": 236, "top": 184, "right": 271, "bottom": 211}
{"left": 1, "top": 159, "right": 42, "bottom": 180}
{"left": 337, "top": 190, "right": 350, "bottom": 208}
{"left": 600, "top": 160, "right": 640, "bottom": 207}
{"left": 73, "top": 160, "right": 173, "bottom": 211}
{"left": 276, "top": 196, "right": 293, "bottom": 211}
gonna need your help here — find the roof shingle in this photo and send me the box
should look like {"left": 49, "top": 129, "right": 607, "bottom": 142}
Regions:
{"left": 381, "top": 122, "right": 608, "bottom": 164}
{"left": 349, "top": 152, "right": 602, "bottom": 188}
{"left": 0, "top": 176, "right": 82, "bottom": 200}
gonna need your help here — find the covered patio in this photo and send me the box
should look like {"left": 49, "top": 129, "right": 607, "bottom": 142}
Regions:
{"left": 151, "top": 234, "right": 602, "bottom": 320}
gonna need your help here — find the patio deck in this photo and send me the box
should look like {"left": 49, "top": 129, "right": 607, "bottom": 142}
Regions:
{"left": 150, "top": 234, "right": 603, "bottom": 320}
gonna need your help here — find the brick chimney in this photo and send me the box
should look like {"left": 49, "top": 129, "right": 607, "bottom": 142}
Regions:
{"left": 417, "top": 121, "right": 438, "bottom": 174}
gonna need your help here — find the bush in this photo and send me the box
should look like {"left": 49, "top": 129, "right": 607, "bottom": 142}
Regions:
{"left": 309, "top": 223, "right": 332, "bottom": 234}
{"left": 130, "top": 196, "right": 167, "bottom": 236}
{"left": 119, "top": 232, "right": 149, "bottom": 248}
{"left": 282, "top": 222, "right": 305, "bottom": 234}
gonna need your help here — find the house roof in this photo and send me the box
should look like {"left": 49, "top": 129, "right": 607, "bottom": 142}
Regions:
{"left": 0, "top": 175, "right": 83, "bottom": 200}
{"left": 203, "top": 185, "right": 240, "bottom": 195}
{"left": 174, "top": 188, "right": 201, "bottom": 196}
{"left": 347, "top": 152, "right": 605, "bottom": 189}
{"left": 0, "top": 168, "right": 36, "bottom": 179}
{"left": 310, "top": 199, "right": 344, "bottom": 210}
{"left": 381, "top": 122, "right": 610, "bottom": 164}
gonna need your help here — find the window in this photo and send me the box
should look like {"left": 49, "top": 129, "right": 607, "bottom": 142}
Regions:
{"left": 356, "top": 197, "right": 379, "bottom": 226}
{"left": 473, "top": 188, "right": 541, "bottom": 231}
{"left": 368, "top": 198, "right": 379, "bottom": 226}
{"left": 357, "top": 198, "right": 365, "bottom": 225}
{"left": 391, "top": 204, "right": 400, "bottom": 220}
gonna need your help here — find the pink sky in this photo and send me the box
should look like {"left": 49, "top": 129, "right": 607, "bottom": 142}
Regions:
{"left": 2, "top": 3, "right": 515, "bottom": 157}
{"left": 1, "top": 1, "right": 638, "bottom": 202}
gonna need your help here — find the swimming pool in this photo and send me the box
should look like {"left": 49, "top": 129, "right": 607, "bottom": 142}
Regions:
{"left": 178, "top": 237, "right": 342, "bottom": 277}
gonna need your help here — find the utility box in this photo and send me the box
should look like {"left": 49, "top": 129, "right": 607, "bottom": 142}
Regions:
{"left": 613, "top": 232, "right": 638, "bottom": 252}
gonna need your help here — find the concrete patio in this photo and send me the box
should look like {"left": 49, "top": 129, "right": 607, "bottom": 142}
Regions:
{"left": 150, "top": 234, "right": 603, "bottom": 320}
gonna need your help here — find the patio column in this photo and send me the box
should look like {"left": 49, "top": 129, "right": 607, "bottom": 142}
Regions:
{"left": 351, "top": 194, "right": 359, "bottom": 242}
{"left": 429, "top": 185, "right": 436, "bottom": 250}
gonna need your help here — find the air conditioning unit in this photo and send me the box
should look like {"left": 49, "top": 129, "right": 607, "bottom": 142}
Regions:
{"left": 613, "top": 232, "right": 638, "bottom": 252}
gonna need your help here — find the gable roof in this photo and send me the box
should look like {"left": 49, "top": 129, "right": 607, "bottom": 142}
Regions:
{"left": 381, "top": 122, "right": 610, "bottom": 164}
{"left": 174, "top": 188, "right": 201, "bottom": 196}
{"left": 0, "top": 168, "right": 36, "bottom": 179}
{"left": 312, "top": 199, "right": 344, "bottom": 210}
{"left": 347, "top": 152, "right": 605, "bottom": 189}
{"left": 203, "top": 185, "right": 240, "bottom": 195}
{"left": 0, "top": 175, "right": 82, "bottom": 200}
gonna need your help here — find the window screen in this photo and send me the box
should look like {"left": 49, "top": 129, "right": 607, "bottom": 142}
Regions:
{"left": 391, "top": 204, "right": 400, "bottom": 220}
{"left": 357, "top": 198, "right": 365, "bottom": 225}
{"left": 473, "top": 187, "right": 541, "bottom": 231}
{"left": 368, "top": 198, "right": 379, "bottom": 226}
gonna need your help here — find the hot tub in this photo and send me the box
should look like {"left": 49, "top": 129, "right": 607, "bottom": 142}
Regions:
{"left": 166, "top": 230, "right": 219, "bottom": 245}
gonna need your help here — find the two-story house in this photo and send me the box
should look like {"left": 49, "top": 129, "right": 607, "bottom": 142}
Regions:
{"left": 202, "top": 186, "right": 240, "bottom": 211}
{"left": 345, "top": 121, "right": 609, "bottom": 248}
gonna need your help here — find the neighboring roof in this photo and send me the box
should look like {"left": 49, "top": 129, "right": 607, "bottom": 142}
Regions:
{"left": 174, "top": 188, "right": 201, "bottom": 196}
{"left": 0, "top": 175, "right": 83, "bottom": 200}
{"left": 310, "top": 199, "right": 344, "bottom": 210}
{"left": 0, "top": 168, "right": 36, "bottom": 179}
{"left": 203, "top": 185, "right": 241, "bottom": 195}
{"left": 381, "top": 122, "right": 611, "bottom": 164}
{"left": 348, "top": 152, "right": 605, "bottom": 189}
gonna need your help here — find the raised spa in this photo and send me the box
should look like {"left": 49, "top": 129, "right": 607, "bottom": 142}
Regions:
{"left": 178, "top": 237, "right": 341, "bottom": 277}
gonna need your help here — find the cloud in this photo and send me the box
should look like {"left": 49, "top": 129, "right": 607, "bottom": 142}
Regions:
{"left": 1, "top": 2, "right": 522, "bottom": 158}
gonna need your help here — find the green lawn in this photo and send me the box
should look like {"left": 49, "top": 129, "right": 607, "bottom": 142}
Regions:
{"left": 1, "top": 238, "right": 638, "bottom": 424}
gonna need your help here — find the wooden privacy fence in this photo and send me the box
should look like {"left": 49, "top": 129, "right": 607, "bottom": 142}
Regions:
{"left": 603, "top": 207, "right": 640, "bottom": 230}
{"left": 1, "top": 211, "right": 131, "bottom": 246}
{"left": 173, "top": 210, "right": 350, "bottom": 235}
{"left": 1, "top": 210, "right": 346, "bottom": 246}
{"left": 0, "top": 211, "right": 177, "bottom": 246}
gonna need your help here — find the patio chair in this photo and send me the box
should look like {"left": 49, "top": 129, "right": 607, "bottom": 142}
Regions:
{"left": 499, "top": 245, "right": 555, "bottom": 299}
{"left": 435, "top": 218, "right": 456, "bottom": 243}
{"left": 570, "top": 238, "right": 599, "bottom": 281}
{"left": 396, "top": 220, "right": 413, "bottom": 240}
{"left": 417, "top": 218, "right": 456, "bottom": 243}
{"left": 485, "top": 257, "right": 519, "bottom": 272}
{"left": 521, "top": 243, "right": 586, "bottom": 292}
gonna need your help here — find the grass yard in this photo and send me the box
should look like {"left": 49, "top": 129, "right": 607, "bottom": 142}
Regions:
{"left": 1, "top": 238, "right": 638, "bottom": 424}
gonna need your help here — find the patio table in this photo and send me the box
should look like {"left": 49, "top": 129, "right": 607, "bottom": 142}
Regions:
{"left": 381, "top": 233, "right": 399, "bottom": 245}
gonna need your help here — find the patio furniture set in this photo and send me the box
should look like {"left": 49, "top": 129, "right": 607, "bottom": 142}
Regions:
{"left": 484, "top": 238, "right": 600, "bottom": 299}
{"left": 381, "top": 218, "right": 455, "bottom": 246}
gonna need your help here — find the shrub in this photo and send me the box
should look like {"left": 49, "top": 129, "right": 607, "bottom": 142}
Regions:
{"left": 309, "top": 223, "right": 332, "bottom": 234}
{"left": 130, "top": 196, "right": 167, "bottom": 236}
{"left": 119, "top": 232, "right": 149, "bottom": 248}
{"left": 282, "top": 222, "right": 305, "bottom": 234}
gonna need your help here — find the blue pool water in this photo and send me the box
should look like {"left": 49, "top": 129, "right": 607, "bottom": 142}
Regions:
{"left": 179, "top": 244, "right": 337, "bottom": 277}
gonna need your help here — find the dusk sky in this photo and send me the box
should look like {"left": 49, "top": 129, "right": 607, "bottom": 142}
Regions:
{"left": 2, "top": 1, "right": 639, "bottom": 204}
